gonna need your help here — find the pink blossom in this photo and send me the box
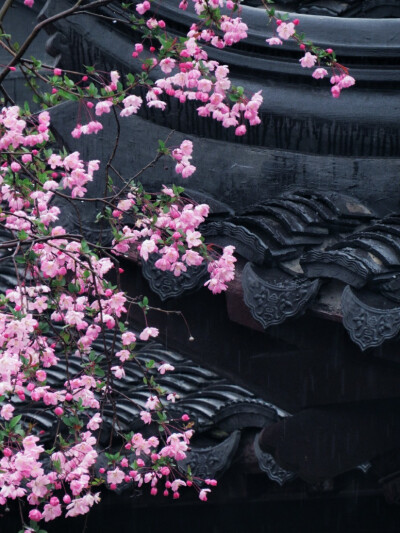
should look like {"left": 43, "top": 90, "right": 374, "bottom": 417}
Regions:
{"left": 158, "top": 363, "right": 175, "bottom": 374}
{"left": 340, "top": 75, "right": 356, "bottom": 88}
{"left": 276, "top": 22, "right": 295, "bottom": 40}
{"left": 145, "top": 396, "right": 160, "bottom": 410}
{"left": 181, "top": 164, "right": 196, "bottom": 178}
{"left": 87, "top": 413, "right": 102, "bottom": 431}
{"left": 331, "top": 85, "right": 341, "bottom": 98}
{"left": 36, "top": 369, "right": 46, "bottom": 382}
{"left": 312, "top": 68, "right": 328, "bottom": 79}
{"left": 95, "top": 100, "right": 113, "bottom": 116}
{"left": 111, "top": 366, "right": 125, "bottom": 379}
{"left": 266, "top": 37, "right": 283, "bottom": 46}
{"left": 121, "top": 331, "right": 136, "bottom": 345}
{"left": 140, "top": 239, "right": 158, "bottom": 261}
{"left": 199, "top": 488, "right": 211, "bottom": 501}
{"left": 186, "top": 229, "right": 202, "bottom": 248}
{"left": 28, "top": 509, "right": 42, "bottom": 521}
{"left": 42, "top": 502, "right": 62, "bottom": 522}
{"left": 160, "top": 58, "right": 176, "bottom": 74}
{"left": 161, "top": 185, "right": 175, "bottom": 197}
{"left": 167, "top": 393, "right": 179, "bottom": 403}
{"left": 147, "top": 100, "right": 167, "bottom": 111}
{"left": 136, "top": 1, "right": 151, "bottom": 14}
{"left": 235, "top": 125, "right": 246, "bottom": 136}
{"left": 299, "top": 52, "right": 317, "bottom": 68}
{"left": 1, "top": 403, "right": 14, "bottom": 421}
{"left": 140, "top": 411, "right": 152, "bottom": 424}
{"left": 107, "top": 468, "right": 125, "bottom": 485}
{"left": 139, "top": 327, "right": 159, "bottom": 341}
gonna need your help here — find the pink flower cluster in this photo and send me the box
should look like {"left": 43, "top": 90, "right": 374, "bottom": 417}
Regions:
{"left": 127, "top": 13, "right": 262, "bottom": 134}
{"left": 138, "top": 201, "right": 210, "bottom": 276}
{"left": 263, "top": 17, "right": 354, "bottom": 94}
{"left": 0, "top": 107, "right": 49, "bottom": 151}
{"left": 71, "top": 120, "right": 103, "bottom": 138}
{"left": 205, "top": 245, "right": 237, "bottom": 294}
{"left": 171, "top": 139, "right": 196, "bottom": 178}
{"left": 330, "top": 73, "right": 356, "bottom": 98}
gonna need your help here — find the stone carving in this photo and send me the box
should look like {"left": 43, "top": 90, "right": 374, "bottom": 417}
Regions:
{"left": 179, "top": 431, "right": 241, "bottom": 480}
{"left": 253, "top": 432, "right": 296, "bottom": 486}
{"left": 341, "top": 285, "right": 400, "bottom": 350}
{"left": 242, "top": 263, "right": 320, "bottom": 329}
{"left": 141, "top": 253, "right": 208, "bottom": 301}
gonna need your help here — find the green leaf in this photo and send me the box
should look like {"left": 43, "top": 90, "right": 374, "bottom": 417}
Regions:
{"left": 57, "top": 89, "right": 78, "bottom": 101}
{"left": 80, "top": 240, "right": 90, "bottom": 254}
{"left": 94, "top": 366, "right": 105, "bottom": 377}
{"left": 87, "top": 83, "right": 98, "bottom": 97}
{"left": 9, "top": 414, "right": 22, "bottom": 428}
{"left": 68, "top": 283, "right": 80, "bottom": 294}
{"left": 63, "top": 75, "right": 75, "bottom": 88}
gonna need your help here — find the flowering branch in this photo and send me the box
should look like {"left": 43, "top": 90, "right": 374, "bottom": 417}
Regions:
{"left": 0, "top": 0, "right": 356, "bottom": 530}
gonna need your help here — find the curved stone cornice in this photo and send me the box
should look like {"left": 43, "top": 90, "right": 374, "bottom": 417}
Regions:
{"left": 42, "top": 0, "right": 400, "bottom": 158}
{"left": 242, "top": 263, "right": 320, "bottom": 328}
{"left": 341, "top": 285, "right": 400, "bottom": 350}
{"left": 263, "top": 0, "right": 400, "bottom": 18}
{"left": 254, "top": 432, "right": 296, "bottom": 486}
{"left": 178, "top": 431, "right": 241, "bottom": 480}
{"left": 141, "top": 253, "right": 208, "bottom": 301}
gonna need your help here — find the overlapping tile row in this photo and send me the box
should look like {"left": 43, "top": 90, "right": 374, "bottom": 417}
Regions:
{"left": 139, "top": 188, "right": 400, "bottom": 351}
{"left": 15, "top": 338, "right": 285, "bottom": 482}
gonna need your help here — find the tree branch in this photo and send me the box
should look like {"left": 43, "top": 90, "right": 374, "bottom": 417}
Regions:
{"left": 0, "top": 0, "right": 14, "bottom": 24}
{"left": 0, "top": 0, "right": 115, "bottom": 85}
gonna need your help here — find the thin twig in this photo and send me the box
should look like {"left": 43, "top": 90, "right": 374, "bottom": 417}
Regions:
{"left": 0, "top": 0, "right": 14, "bottom": 24}
{"left": 0, "top": 0, "right": 115, "bottom": 85}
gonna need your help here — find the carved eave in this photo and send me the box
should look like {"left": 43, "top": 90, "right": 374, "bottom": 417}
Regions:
{"left": 178, "top": 430, "right": 241, "bottom": 481}
{"left": 341, "top": 286, "right": 400, "bottom": 351}
{"left": 253, "top": 432, "right": 297, "bottom": 486}
{"left": 242, "top": 263, "right": 320, "bottom": 329}
{"left": 141, "top": 253, "right": 208, "bottom": 301}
